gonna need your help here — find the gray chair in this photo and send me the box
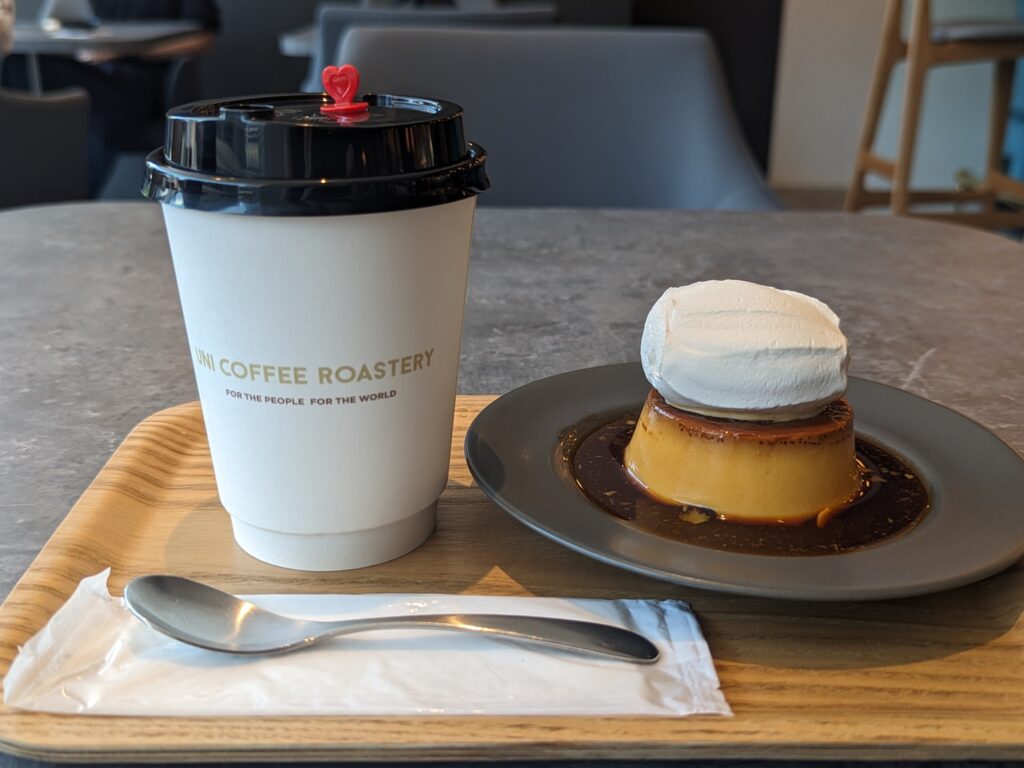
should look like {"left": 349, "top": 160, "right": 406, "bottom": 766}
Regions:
{"left": 98, "top": 56, "right": 203, "bottom": 200}
{"left": 304, "top": 3, "right": 557, "bottom": 92}
{"left": 202, "top": 0, "right": 321, "bottom": 99}
{"left": 339, "top": 26, "right": 779, "bottom": 209}
{"left": 0, "top": 86, "right": 89, "bottom": 209}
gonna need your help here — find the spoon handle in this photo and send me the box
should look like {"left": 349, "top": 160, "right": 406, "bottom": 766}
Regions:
{"left": 316, "top": 614, "right": 660, "bottom": 663}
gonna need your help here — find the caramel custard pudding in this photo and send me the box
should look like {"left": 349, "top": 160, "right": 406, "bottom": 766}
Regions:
{"left": 622, "top": 279, "right": 861, "bottom": 525}
{"left": 567, "top": 412, "right": 928, "bottom": 557}
{"left": 624, "top": 390, "right": 861, "bottom": 525}
{"left": 566, "top": 279, "right": 930, "bottom": 554}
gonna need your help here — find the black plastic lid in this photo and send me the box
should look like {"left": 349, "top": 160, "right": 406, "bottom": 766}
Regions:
{"left": 141, "top": 92, "right": 489, "bottom": 216}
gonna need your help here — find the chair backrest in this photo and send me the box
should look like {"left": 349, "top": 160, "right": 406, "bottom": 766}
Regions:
{"left": 198, "top": 0, "right": 321, "bottom": 100}
{"left": 0, "top": 86, "right": 89, "bottom": 209}
{"left": 304, "top": 3, "right": 557, "bottom": 91}
{"left": 339, "top": 26, "right": 778, "bottom": 210}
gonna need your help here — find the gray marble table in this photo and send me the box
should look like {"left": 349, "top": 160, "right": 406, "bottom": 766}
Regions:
{"left": 1, "top": 202, "right": 1023, "bottom": 767}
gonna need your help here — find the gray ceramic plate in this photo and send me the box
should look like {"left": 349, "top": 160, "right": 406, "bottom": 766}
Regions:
{"left": 465, "top": 363, "right": 1024, "bottom": 601}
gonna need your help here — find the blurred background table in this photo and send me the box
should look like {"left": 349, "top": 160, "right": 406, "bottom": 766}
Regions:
{"left": 10, "top": 20, "right": 203, "bottom": 93}
{"left": 0, "top": 201, "right": 1022, "bottom": 767}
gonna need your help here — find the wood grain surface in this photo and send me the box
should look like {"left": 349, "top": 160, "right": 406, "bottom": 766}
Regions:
{"left": 0, "top": 399, "right": 1021, "bottom": 762}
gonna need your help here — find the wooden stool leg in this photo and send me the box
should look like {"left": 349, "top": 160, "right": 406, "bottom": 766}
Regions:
{"left": 891, "top": 0, "right": 931, "bottom": 216}
{"left": 845, "top": 0, "right": 903, "bottom": 212}
{"left": 983, "top": 59, "right": 1015, "bottom": 212}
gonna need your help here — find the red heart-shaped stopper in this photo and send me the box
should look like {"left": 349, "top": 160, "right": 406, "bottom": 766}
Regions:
{"left": 323, "top": 64, "right": 358, "bottom": 104}
{"left": 321, "top": 64, "right": 368, "bottom": 116}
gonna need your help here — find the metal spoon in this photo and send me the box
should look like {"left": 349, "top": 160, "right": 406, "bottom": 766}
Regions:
{"left": 123, "top": 575, "right": 660, "bottom": 664}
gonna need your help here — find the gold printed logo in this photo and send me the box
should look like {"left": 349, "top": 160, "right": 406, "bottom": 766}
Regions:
{"left": 317, "top": 349, "right": 434, "bottom": 384}
{"left": 194, "top": 347, "right": 435, "bottom": 386}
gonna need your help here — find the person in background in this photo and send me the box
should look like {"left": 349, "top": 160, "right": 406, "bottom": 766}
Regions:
{"left": 1, "top": 0, "right": 220, "bottom": 195}
{"left": 0, "top": 0, "right": 12, "bottom": 56}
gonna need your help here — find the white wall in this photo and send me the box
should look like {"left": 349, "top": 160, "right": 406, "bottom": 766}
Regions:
{"left": 770, "top": 0, "right": 1017, "bottom": 190}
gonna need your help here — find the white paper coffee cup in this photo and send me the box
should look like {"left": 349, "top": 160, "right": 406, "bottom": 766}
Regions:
{"left": 143, "top": 83, "right": 489, "bottom": 570}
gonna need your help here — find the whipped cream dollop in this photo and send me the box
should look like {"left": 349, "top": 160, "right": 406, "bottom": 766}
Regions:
{"left": 640, "top": 280, "right": 849, "bottom": 421}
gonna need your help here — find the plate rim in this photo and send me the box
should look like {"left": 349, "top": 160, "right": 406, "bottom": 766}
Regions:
{"left": 465, "top": 363, "right": 1024, "bottom": 601}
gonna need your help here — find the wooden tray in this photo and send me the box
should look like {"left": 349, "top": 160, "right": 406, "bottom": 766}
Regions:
{"left": 0, "top": 399, "right": 1022, "bottom": 763}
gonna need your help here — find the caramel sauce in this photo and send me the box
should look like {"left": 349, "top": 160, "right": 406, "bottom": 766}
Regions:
{"left": 645, "top": 390, "right": 855, "bottom": 445}
{"left": 564, "top": 412, "right": 931, "bottom": 556}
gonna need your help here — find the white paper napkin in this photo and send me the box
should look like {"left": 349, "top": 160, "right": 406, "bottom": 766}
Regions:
{"left": 3, "top": 570, "right": 731, "bottom": 717}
